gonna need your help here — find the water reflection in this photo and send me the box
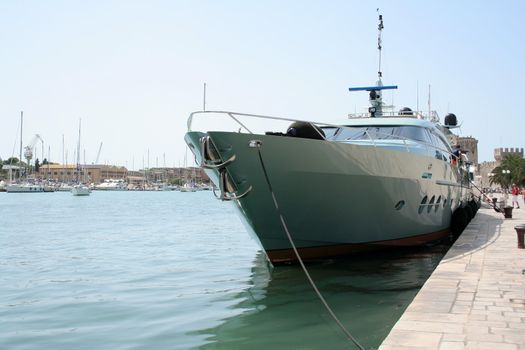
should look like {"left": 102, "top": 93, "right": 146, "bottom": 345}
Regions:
{"left": 196, "top": 242, "right": 454, "bottom": 350}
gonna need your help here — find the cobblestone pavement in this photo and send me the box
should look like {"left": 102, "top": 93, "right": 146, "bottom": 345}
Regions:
{"left": 379, "top": 204, "right": 525, "bottom": 350}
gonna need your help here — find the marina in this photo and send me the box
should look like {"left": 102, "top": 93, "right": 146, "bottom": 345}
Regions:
{"left": 0, "top": 191, "right": 464, "bottom": 350}
{"left": 1, "top": 191, "right": 523, "bottom": 349}
{"left": 1, "top": 3, "right": 525, "bottom": 350}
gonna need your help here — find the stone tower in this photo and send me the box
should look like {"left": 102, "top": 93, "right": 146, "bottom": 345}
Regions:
{"left": 494, "top": 147, "right": 524, "bottom": 162}
{"left": 458, "top": 136, "right": 479, "bottom": 165}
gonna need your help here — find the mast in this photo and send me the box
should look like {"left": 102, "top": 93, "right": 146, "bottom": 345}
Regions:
{"left": 47, "top": 145, "right": 50, "bottom": 181}
{"left": 62, "top": 135, "right": 65, "bottom": 183}
{"left": 203, "top": 82, "right": 207, "bottom": 111}
{"left": 19, "top": 111, "right": 23, "bottom": 175}
{"left": 76, "top": 119, "right": 81, "bottom": 183}
{"left": 348, "top": 10, "right": 397, "bottom": 118}
{"left": 377, "top": 9, "right": 384, "bottom": 81}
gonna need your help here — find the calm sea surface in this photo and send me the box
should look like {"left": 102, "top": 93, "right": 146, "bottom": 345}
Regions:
{"left": 0, "top": 191, "right": 451, "bottom": 350}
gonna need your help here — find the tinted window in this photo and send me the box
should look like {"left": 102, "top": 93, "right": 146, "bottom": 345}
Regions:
{"left": 332, "top": 125, "right": 432, "bottom": 143}
{"left": 392, "top": 126, "right": 431, "bottom": 143}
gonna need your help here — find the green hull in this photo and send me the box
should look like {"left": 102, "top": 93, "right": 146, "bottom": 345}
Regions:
{"left": 185, "top": 131, "right": 471, "bottom": 263}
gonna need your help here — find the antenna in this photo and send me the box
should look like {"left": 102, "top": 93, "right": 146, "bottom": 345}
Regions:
{"left": 428, "top": 84, "right": 431, "bottom": 119}
{"left": 203, "top": 82, "right": 207, "bottom": 111}
{"left": 348, "top": 10, "right": 396, "bottom": 118}
{"left": 377, "top": 9, "right": 384, "bottom": 80}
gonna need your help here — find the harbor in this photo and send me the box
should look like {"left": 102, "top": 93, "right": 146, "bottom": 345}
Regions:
{"left": 379, "top": 203, "right": 525, "bottom": 350}
{"left": 0, "top": 190, "right": 476, "bottom": 350}
{"left": 1, "top": 2, "right": 525, "bottom": 350}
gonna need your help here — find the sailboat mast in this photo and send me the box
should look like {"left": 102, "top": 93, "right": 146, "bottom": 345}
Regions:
{"left": 19, "top": 111, "right": 23, "bottom": 165}
{"left": 203, "top": 82, "right": 207, "bottom": 111}
{"left": 76, "top": 119, "right": 82, "bottom": 182}
{"left": 47, "top": 146, "right": 50, "bottom": 181}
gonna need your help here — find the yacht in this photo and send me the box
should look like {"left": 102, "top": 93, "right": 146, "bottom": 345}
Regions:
{"left": 184, "top": 15, "right": 477, "bottom": 264}
{"left": 57, "top": 183, "right": 73, "bottom": 192}
{"left": 6, "top": 183, "right": 46, "bottom": 193}
{"left": 71, "top": 184, "right": 91, "bottom": 196}
{"left": 94, "top": 179, "right": 128, "bottom": 191}
{"left": 179, "top": 183, "right": 197, "bottom": 192}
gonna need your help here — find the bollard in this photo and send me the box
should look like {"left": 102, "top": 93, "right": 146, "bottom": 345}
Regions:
{"left": 503, "top": 206, "right": 513, "bottom": 219}
{"left": 515, "top": 224, "right": 525, "bottom": 249}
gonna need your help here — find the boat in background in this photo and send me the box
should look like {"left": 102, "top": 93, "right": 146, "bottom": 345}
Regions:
{"left": 57, "top": 183, "right": 73, "bottom": 192}
{"left": 72, "top": 184, "right": 91, "bottom": 196}
{"left": 6, "top": 182, "right": 45, "bottom": 193}
{"left": 71, "top": 119, "right": 91, "bottom": 196}
{"left": 179, "top": 183, "right": 196, "bottom": 192}
{"left": 184, "top": 14, "right": 477, "bottom": 264}
{"left": 94, "top": 179, "right": 128, "bottom": 191}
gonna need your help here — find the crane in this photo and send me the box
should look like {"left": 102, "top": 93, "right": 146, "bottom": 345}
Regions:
{"left": 24, "top": 134, "right": 44, "bottom": 165}
{"left": 94, "top": 142, "right": 103, "bottom": 164}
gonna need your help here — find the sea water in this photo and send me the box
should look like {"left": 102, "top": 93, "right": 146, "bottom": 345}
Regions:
{"left": 0, "top": 191, "right": 450, "bottom": 350}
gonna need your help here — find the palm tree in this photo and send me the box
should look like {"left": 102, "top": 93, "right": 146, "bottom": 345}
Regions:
{"left": 490, "top": 154, "right": 525, "bottom": 188}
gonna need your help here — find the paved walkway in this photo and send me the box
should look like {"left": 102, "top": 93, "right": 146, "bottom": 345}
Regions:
{"left": 379, "top": 203, "right": 525, "bottom": 350}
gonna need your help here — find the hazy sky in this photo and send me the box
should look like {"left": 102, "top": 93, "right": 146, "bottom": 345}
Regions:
{"left": 1, "top": 0, "right": 523, "bottom": 169}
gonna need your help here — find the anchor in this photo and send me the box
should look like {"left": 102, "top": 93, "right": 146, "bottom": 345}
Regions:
{"left": 197, "top": 135, "right": 252, "bottom": 201}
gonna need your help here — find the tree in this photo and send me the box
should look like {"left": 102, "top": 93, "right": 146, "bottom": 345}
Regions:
{"left": 34, "top": 158, "right": 40, "bottom": 173}
{"left": 489, "top": 154, "right": 525, "bottom": 188}
{"left": 169, "top": 177, "right": 182, "bottom": 186}
{"left": 5, "top": 157, "right": 20, "bottom": 165}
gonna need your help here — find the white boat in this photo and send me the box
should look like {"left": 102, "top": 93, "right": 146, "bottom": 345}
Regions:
{"left": 94, "top": 179, "right": 128, "bottom": 191}
{"left": 179, "top": 183, "right": 196, "bottom": 192}
{"left": 71, "top": 184, "right": 91, "bottom": 196}
{"left": 184, "top": 15, "right": 477, "bottom": 264}
{"left": 71, "top": 119, "right": 91, "bottom": 196}
{"left": 57, "top": 183, "right": 73, "bottom": 191}
{"left": 6, "top": 183, "right": 45, "bottom": 193}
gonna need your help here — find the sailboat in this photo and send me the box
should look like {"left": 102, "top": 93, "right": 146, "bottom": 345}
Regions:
{"left": 71, "top": 119, "right": 91, "bottom": 196}
{"left": 180, "top": 147, "right": 196, "bottom": 192}
{"left": 6, "top": 111, "right": 46, "bottom": 193}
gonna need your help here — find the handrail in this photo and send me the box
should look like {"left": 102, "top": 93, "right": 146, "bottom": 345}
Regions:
{"left": 187, "top": 110, "right": 463, "bottom": 167}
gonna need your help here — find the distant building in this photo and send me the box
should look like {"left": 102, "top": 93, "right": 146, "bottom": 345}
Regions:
{"left": 494, "top": 147, "right": 524, "bottom": 162}
{"left": 146, "top": 167, "right": 210, "bottom": 183}
{"left": 36, "top": 163, "right": 210, "bottom": 186}
{"left": 478, "top": 147, "right": 524, "bottom": 188}
{"left": 457, "top": 136, "right": 478, "bottom": 166}
{"left": 36, "top": 164, "right": 128, "bottom": 183}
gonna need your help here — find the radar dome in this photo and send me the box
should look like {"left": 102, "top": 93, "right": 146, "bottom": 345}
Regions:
{"left": 445, "top": 113, "right": 457, "bottom": 126}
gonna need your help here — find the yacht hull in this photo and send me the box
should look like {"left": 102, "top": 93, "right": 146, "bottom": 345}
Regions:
{"left": 72, "top": 185, "right": 91, "bottom": 196}
{"left": 6, "top": 184, "right": 45, "bottom": 193}
{"left": 185, "top": 131, "right": 471, "bottom": 263}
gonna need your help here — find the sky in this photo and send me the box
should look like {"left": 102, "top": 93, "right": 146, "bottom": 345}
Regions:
{"left": 1, "top": 0, "right": 524, "bottom": 169}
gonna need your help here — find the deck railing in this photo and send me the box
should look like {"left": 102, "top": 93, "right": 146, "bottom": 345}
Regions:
{"left": 187, "top": 110, "right": 471, "bottom": 182}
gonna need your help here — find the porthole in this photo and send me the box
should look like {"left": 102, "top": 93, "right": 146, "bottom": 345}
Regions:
{"left": 395, "top": 200, "right": 405, "bottom": 210}
{"left": 418, "top": 196, "right": 428, "bottom": 214}
{"left": 427, "top": 195, "right": 435, "bottom": 213}
{"left": 435, "top": 196, "right": 441, "bottom": 212}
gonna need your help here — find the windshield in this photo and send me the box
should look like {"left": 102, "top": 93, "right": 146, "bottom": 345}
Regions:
{"left": 326, "top": 125, "right": 432, "bottom": 143}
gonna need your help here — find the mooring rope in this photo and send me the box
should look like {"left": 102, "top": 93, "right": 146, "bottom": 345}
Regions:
{"left": 468, "top": 179, "right": 502, "bottom": 213}
{"left": 254, "top": 143, "right": 365, "bottom": 350}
